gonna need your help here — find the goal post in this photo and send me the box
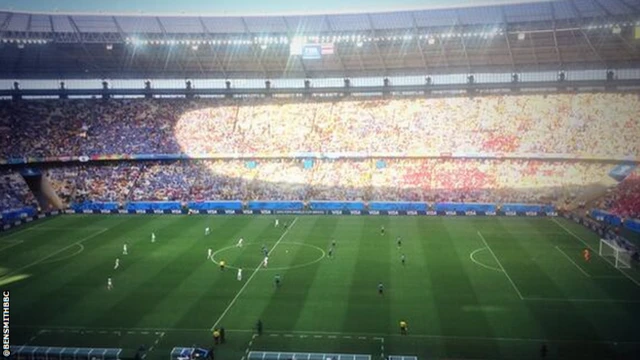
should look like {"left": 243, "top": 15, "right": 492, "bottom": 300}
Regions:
{"left": 599, "top": 239, "right": 632, "bottom": 269}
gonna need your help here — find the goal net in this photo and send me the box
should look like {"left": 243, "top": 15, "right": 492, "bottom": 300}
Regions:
{"left": 599, "top": 239, "right": 632, "bottom": 269}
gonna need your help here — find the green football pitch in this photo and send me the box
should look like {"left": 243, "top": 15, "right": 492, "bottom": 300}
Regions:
{"left": 2, "top": 215, "right": 640, "bottom": 360}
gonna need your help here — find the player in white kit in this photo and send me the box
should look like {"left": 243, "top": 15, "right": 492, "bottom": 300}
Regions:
{"left": 207, "top": 248, "right": 213, "bottom": 259}
{"left": 107, "top": 278, "right": 113, "bottom": 290}
{"left": 151, "top": 232, "right": 156, "bottom": 243}
{"left": 123, "top": 243, "right": 128, "bottom": 255}
{"left": 263, "top": 256, "right": 269, "bottom": 268}
{"left": 275, "top": 219, "right": 279, "bottom": 227}
{"left": 237, "top": 268, "right": 243, "bottom": 281}
{"left": 237, "top": 238, "right": 244, "bottom": 247}
{"left": 114, "top": 258, "right": 120, "bottom": 270}
{"left": 205, "top": 227, "right": 210, "bottom": 235}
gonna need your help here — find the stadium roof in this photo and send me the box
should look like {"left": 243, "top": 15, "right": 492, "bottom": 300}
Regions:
{"left": 1, "top": 0, "right": 555, "bottom": 16}
{"left": 1, "top": 0, "right": 640, "bottom": 79}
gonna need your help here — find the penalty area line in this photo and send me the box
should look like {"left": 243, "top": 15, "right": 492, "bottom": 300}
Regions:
{"left": 209, "top": 217, "right": 299, "bottom": 331}
{"left": 0, "top": 227, "right": 110, "bottom": 281}
{"left": 555, "top": 246, "right": 590, "bottom": 277}
{"left": 0, "top": 239, "right": 24, "bottom": 253}
{"left": 551, "top": 218, "right": 640, "bottom": 288}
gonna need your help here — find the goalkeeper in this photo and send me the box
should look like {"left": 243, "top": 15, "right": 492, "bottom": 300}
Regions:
{"left": 399, "top": 320, "right": 408, "bottom": 335}
{"left": 583, "top": 248, "right": 591, "bottom": 262}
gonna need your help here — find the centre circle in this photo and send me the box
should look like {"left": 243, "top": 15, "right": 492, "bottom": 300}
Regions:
{"left": 211, "top": 242, "right": 326, "bottom": 271}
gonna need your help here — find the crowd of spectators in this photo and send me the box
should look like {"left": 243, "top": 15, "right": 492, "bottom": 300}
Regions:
{"left": 0, "top": 170, "right": 37, "bottom": 215}
{"left": 595, "top": 169, "right": 640, "bottom": 220}
{"left": 3, "top": 94, "right": 638, "bottom": 219}
{"left": 44, "top": 159, "right": 612, "bottom": 205}
{"left": 46, "top": 162, "right": 142, "bottom": 203}
{"left": 1, "top": 93, "right": 639, "bottom": 159}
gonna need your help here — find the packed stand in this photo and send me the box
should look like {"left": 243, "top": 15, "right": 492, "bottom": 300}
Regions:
{"left": 47, "top": 162, "right": 143, "bottom": 204}
{"left": 596, "top": 169, "right": 640, "bottom": 220}
{"left": 46, "top": 159, "right": 612, "bottom": 205}
{"left": 1, "top": 94, "right": 639, "bottom": 159}
{"left": 0, "top": 170, "right": 38, "bottom": 216}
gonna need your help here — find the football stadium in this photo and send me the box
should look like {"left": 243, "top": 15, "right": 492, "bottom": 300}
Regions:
{"left": 1, "top": 0, "right": 640, "bottom": 359}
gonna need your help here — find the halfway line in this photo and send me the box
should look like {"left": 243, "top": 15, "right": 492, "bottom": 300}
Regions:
{"left": 209, "top": 217, "right": 299, "bottom": 331}
{"left": 477, "top": 231, "right": 524, "bottom": 300}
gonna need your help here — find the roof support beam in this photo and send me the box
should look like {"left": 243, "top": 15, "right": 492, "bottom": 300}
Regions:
{"left": 67, "top": 16, "right": 102, "bottom": 74}
{"left": 455, "top": 11, "right": 472, "bottom": 72}
{"left": 410, "top": 13, "right": 429, "bottom": 73}
{"left": 552, "top": 28, "right": 563, "bottom": 66}
{"left": 564, "top": 1, "right": 601, "bottom": 67}
{"left": 111, "top": 17, "right": 130, "bottom": 74}
{"left": 548, "top": 4, "right": 563, "bottom": 67}
{"left": 527, "top": 30, "right": 542, "bottom": 68}
{"left": 155, "top": 18, "right": 186, "bottom": 77}
{"left": 567, "top": 28, "right": 594, "bottom": 66}
{"left": 240, "top": 18, "right": 268, "bottom": 77}
{"left": 366, "top": 14, "right": 389, "bottom": 75}
{"left": 589, "top": 1, "right": 636, "bottom": 58}
{"left": 154, "top": 17, "right": 183, "bottom": 77}
{"left": 354, "top": 45, "right": 366, "bottom": 72}
{"left": 613, "top": 32, "right": 638, "bottom": 59}
{"left": 209, "top": 47, "right": 229, "bottom": 79}
{"left": 324, "top": 16, "right": 348, "bottom": 76}
{"left": 458, "top": 35, "right": 471, "bottom": 72}
{"left": 592, "top": 0, "right": 613, "bottom": 17}
{"left": 567, "top": 0, "right": 602, "bottom": 68}
{"left": 198, "top": 17, "right": 228, "bottom": 78}
{"left": 189, "top": 45, "right": 207, "bottom": 77}
{"left": 579, "top": 30, "right": 606, "bottom": 67}
{"left": 0, "top": 13, "right": 12, "bottom": 32}
{"left": 436, "top": 30, "right": 451, "bottom": 70}
{"left": 282, "top": 16, "right": 308, "bottom": 78}
{"left": 503, "top": 31, "right": 516, "bottom": 71}
{"left": 500, "top": 8, "right": 516, "bottom": 71}
{"left": 620, "top": 0, "right": 640, "bottom": 13}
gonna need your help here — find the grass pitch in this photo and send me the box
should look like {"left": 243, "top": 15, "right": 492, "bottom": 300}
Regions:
{"left": 3, "top": 214, "right": 640, "bottom": 360}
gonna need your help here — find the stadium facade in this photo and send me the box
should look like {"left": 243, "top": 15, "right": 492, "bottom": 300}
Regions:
{"left": 0, "top": 0, "right": 640, "bottom": 79}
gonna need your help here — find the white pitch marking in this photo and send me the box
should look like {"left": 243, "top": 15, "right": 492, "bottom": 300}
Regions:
{"left": 0, "top": 228, "right": 109, "bottom": 280}
{"left": 555, "top": 246, "right": 590, "bottom": 277}
{"left": 469, "top": 247, "right": 502, "bottom": 272}
{"left": 524, "top": 297, "right": 640, "bottom": 304}
{"left": 41, "top": 243, "right": 86, "bottom": 265}
{"left": 552, "top": 218, "right": 640, "bottom": 287}
{"left": 477, "top": 231, "right": 524, "bottom": 299}
{"left": 0, "top": 239, "right": 24, "bottom": 253}
{"left": 209, "top": 217, "right": 298, "bottom": 331}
